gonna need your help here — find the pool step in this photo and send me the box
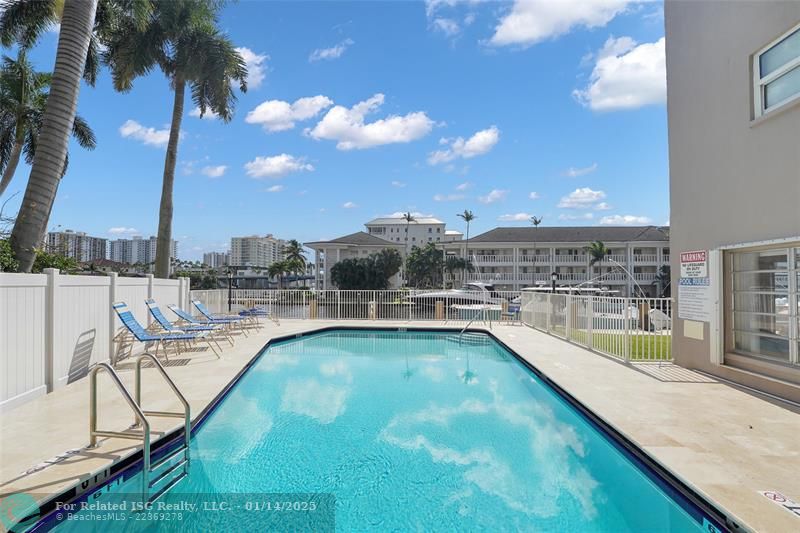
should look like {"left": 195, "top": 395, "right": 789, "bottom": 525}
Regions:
{"left": 447, "top": 333, "right": 491, "bottom": 346}
{"left": 147, "top": 444, "right": 189, "bottom": 502}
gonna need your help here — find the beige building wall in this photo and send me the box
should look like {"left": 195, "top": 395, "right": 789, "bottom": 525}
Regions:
{"left": 666, "top": 1, "right": 800, "bottom": 401}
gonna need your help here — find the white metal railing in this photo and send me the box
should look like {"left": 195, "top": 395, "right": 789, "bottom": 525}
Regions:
{"left": 190, "top": 289, "right": 523, "bottom": 323}
{"left": 553, "top": 255, "right": 588, "bottom": 264}
{"left": 606, "top": 254, "right": 627, "bottom": 263}
{"left": 473, "top": 255, "right": 514, "bottom": 263}
{"left": 554, "top": 272, "right": 588, "bottom": 282}
{"left": 633, "top": 273, "right": 658, "bottom": 282}
{"left": 519, "top": 291, "right": 672, "bottom": 362}
{"left": 633, "top": 254, "right": 659, "bottom": 263}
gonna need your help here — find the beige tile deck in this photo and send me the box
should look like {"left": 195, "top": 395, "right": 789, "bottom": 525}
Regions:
{"left": 1, "top": 321, "right": 799, "bottom": 532}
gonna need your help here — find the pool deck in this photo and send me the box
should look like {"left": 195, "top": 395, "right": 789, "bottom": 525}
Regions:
{"left": 2, "top": 320, "right": 799, "bottom": 532}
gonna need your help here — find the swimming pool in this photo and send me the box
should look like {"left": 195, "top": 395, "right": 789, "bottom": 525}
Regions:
{"left": 37, "top": 329, "right": 726, "bottom": 531}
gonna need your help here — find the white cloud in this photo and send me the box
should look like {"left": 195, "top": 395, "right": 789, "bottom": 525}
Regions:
{"left": 498, "top": 213, "right": 534, "bottom": 221}
{"left": 244, "top": 154, "right": 314, "bottom": 178}
{"left": 594, "top": 202, "right": 612, "bottom": 210}
{"left": 432, "top": 18, "right": 461, "bottom": 36}
{"left": 309, "top": 38, "right": 354, "bottom": 62}
{"left": 108, "top": 227, "right": 139, "bottom": 235}
{"left": 456, "top": 182, "right": 472, "bottom": 191}
{"left": 246, "top": 95, "right": 333, "bottom": 132}
{"left": 489, "top": 0, "right": 632, "bottom": 47}
{"left": 201, "top": 165, "right": 227, "bottom": 178}
{"left": 573, "top": 36, "right": 666, "bottom": 111}
{"left": 342, "top": 201, "right": 358, "bottom": 209}
{"left": 562, "top": 162, "right": 598, "bottom": 177}
{"left": 266, "top": 185, "right": 285, "bottom": 193}
{"left": 189, "top": 107, "right": 219, "bottom": 120}
{"left": 118, "top": 120, "right": 170, "bottom": 148}
{"left": 433, "top": 193, "right": 465, "bottom": 202}
{"left": 599, "top": 214, "right": 652, "bottom": 225}
{"left": 478, "top": 189, "right": 508, "bottom": 204}
{"left": 557, "top": 187, "right": 606, "bottom": 208}
{"left": 235, "top": 47, "right": 268, "bottom": 89}
{"left": 559, "top": 212, "right": 595, "bottom": 221}
{"left": 529, "top": 191, "right": 540, "bottom": 199}
{"left": 428, "top": 126, "right": 500, "bottom": 165}
{"left": 307, "top": 93, "right": 434, "bottom": 150}
{"left": 391, "top": 180, "right": 407, "bottom": 188}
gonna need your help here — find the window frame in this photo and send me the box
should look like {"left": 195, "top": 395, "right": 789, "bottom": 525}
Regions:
{"left": 725, "top": 244, "right": 799, "bottom": 366}
{"left": 753, "top": 22, "right": 800, "bottom": 118}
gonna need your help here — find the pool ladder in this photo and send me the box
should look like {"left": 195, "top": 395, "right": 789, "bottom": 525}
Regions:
{"left": 88, "top": 353, "right": 191, "bottom": 502}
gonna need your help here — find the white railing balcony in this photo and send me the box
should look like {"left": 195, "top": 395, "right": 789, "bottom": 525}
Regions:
{"left": 663, "top": 255, "right": 670, "bottom": 263}
{"left": 555, "top": 272, "right": 588, "bottom": 282}
{"left": 519, "top": 255, "right": 552, "bottom": 264}
{"left": 599, "top": 272, "right": 628, "bottom": 282}
{"left": 634, "top": 273, "right": 657, "bottom": 282}
{"left": 473, "top": 255, "right": 514, "bottom": 264}
{"left": 517, "top": 273, "right": 551, "bottom": 282}
{"left": 606, "top": 255, "right": 627, "bottom": 264}
{"left": 633, "top": 254, "right": 659, "bottom": 263}
{"left": 553, "top": 255, "right": 587, "bottom": 265}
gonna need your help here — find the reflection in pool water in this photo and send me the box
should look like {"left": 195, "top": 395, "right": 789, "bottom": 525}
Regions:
{"left": 50, "top": 330, "right": 705, "bottom": 532}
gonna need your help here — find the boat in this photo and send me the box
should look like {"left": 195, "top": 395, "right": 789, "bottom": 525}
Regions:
{"left": 405, "top": 282, "right": 507, "bottom": 307}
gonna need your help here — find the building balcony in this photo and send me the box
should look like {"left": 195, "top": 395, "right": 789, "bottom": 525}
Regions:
{"left": 605, "top": 254, "right": 627, "bottom": 264}
{"left": 633, "top": 272, "right": 658, "bottom": 282}
{"left": 633, "top": 254, "right": 659, "bottom": 263}
{"left": 472, "top": 254, "right": 515, "bottom": 264}
{"left": 553, "top": 255, "right": 588, "bottom": 265}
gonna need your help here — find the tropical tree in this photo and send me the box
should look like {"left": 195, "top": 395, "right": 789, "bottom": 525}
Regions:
{"left": 1, "top": 51, "right": 95, "bottom": 197}
{"left": 457, "top": 209, "right": 475, "bottom": 262}
{"left": 282, "top": 240, "right": 306, "bottom": 287}
{"left": 1, "top": 0, "right": 151, "bottom": 271}
{"left": 586, "top": 240, "right": 611, "bottom": 279}
{"left": 103, "top": 0, "right": 247, "bottom": 278}
{"left": 330, "top": 249, "right": 402, "bottom": 290}
{"left": 529, "top": 214, "right": 542, "bottom": 258}
{"left": 5, "top": 0, "right": 100, "bottom": 272}
{"left": 444, "top": 255, "right": 474, "bottom": 286}
{"left": 400, "top": 211, "right": 415, "bottom": 285}
{"left": 405, "top": 243, "right": 445, "bottom": 288}
{"left": 268, "top": 260, "right": 288, "bottom": 289}
{"left": 653, "top": 265, "right": 671, "bottom": 297}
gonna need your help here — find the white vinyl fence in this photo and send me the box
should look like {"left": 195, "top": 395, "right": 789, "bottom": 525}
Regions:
{"left": 519, "top": 291, "right": 673, "bottom": 362}
{"left": 191, "top": 289, "right": 522, "bottom": 322}
{"left": 0, "top": 271, "right": 190, "bottom": 412}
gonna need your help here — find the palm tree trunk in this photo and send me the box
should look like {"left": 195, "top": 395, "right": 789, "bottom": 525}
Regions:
{"left": 9, "top": 0, "right": 97, "bottom": 272}
{"left": 154, "top": 77, "right": 185, "bottom": 278}
{"left": 0, "top": 140, "right": 23, "bottom": 197}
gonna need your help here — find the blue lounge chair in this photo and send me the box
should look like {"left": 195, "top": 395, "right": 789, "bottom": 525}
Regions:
{"left": 146, "top": 299, "right": 229, "bottom": 350}
{"left": 191, "top": 300, "right": 252, "bottom": 336}
{"left": 113, "top": 302, "right": 217, "bottom": 361}
{"left": 166, "top": 304, "right": 235, "bottom": 346}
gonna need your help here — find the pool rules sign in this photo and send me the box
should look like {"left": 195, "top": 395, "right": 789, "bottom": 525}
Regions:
{"left": 678, "top": 250, "right": 712, "bottom": 322}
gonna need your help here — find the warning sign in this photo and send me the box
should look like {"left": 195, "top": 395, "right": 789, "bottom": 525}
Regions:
{"left": 679, "top": 250, "right": 713, "bottom": 323}
{"left": 680, "top": 250, "right": 707, "bottom": 278}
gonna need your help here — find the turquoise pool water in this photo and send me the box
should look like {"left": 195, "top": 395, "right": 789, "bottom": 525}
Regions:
{"left": 46, "top": 330, "right": 711, "bottom": 531}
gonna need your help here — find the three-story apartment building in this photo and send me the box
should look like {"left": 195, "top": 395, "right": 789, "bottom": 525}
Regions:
{"left": 440, "top": 226, "right": 670, "bottom": 296}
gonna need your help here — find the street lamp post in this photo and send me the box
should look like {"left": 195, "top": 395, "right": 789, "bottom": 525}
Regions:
{"left": 227, "top": 269, "right": 234, "bottom": 312}
{"left": 551, "top": 271, "right": 558, "bottom": 294}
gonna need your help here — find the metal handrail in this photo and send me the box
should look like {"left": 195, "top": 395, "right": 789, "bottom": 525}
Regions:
{"left": 133, "top": 353, "right": 191, "bottom": 451}
{"left": 87, "top": 363, "right": 151, "bottom": 497}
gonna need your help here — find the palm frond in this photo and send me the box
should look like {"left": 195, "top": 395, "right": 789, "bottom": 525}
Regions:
{"left": 0, "top": 0, "right": 58, "bottom": 48}
{"left": 71, "top": 115, "right": 97, "bottom": 149}
{"left": 83, "top": 35, "right": 100, "bottom": 86}
{"left": 0, "top": 114, "right": 16, "bottom": 174}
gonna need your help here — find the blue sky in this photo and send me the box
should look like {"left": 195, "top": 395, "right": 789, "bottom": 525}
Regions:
{"left": 4, "top": 0, "right": 668, "bottom": 261}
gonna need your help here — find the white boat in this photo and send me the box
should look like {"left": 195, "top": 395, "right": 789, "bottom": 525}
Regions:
{"left": 406, "top": 282, "right": 506, "bottom": 307}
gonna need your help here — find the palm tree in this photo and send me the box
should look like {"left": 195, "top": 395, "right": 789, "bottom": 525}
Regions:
{"left": 586, "top": 240, "right": 611, "bottom": 279}
{"left": 653, "top": 265, "right": 671, "bottom": 297}
{"left": 401, "top": 212, "right": 415, "bottom": 286}
{"left": 0, "top": 51, "right": 96, "bottom": 198}
{"left": 282, "top": 239, "right": 306, "bottom": 286}
{"left": 103, "top": 0, "right": 247, "bottom": 278}
{"left": 268, "top": 260, "right": 287, "bottom": 289}
{"left": 457, "top": 209, "right": 475, "bottom": 262}
{"left": 529, "top": 215, "right": 542, "bottom": 273}
{"left": 7, "top": 0, "right": 99, "bottom": 272}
